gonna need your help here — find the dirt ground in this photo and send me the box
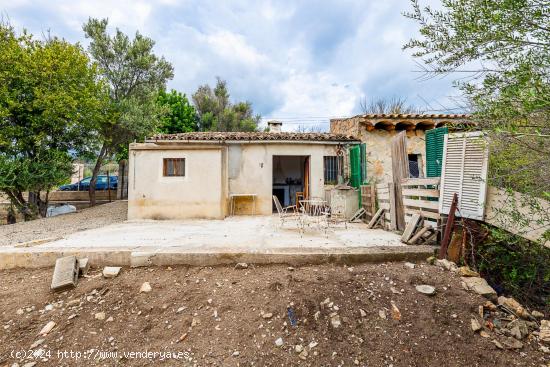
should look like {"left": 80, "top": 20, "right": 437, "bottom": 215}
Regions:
{"left": 0, "top": 201, "right": 127, "bottom": 246}
{"left": 1, "top": 262, "right": 548, "bottom": 367}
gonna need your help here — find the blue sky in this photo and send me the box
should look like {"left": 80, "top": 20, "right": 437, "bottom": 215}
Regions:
{"left": 1, "top": 0, "right": 461, "bottom": 130}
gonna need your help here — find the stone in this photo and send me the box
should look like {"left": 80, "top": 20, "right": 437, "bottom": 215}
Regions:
{"left": 39, "top": 321, "right": 56, "bottom": 335}
{"left": 404, "top": 262, "right": 416, "bottom": 269}
{"left": 532, "top": 310, "right": 545, "bottom": 319}
{"left": 44, "top": 304, "right": 54, "bottom": 311}
{"left": 16, "top": 308, "right": 24, "bottom": 315}
{"left": 295, "top": 345, "right": 304, "bottom": 353}
{"left": 480, "top": 331, "right": 490, "bottom": 338}
{"left": 502, "top": 336, "right": 523, "bottom": 349}
{"left": 262, "top": 312, "right": 273, "bottom": 319}
{"left": 359, "top": 309, "right": 367, "bottom": 317}
{"left": 22, "top": 363, "right": 36, "bottom": 367}
{"left": 78, "top": 258, "right": 90, "bottom": 276}
{"left": 435, "top": 259, "right": 457, "bottom": 271}
{"left": 275, "top": 337, "right": 284, "bottom": 347}
{"left": 461, "top": 277, "right": 497, "bottom": 300}
{"left": 30, "top": 339, "right": 45, "bottom": 349}
{"left": 497, "top": 296, "right": 530, "bottom": 319}
{"left": 68, "top": 314, "right": 77, "bottom": 320}
{"left": 95, "top": 312, "right": 106, "bottom": 320}
{"left": 176, "top": 307, "right": 185, "bottom": 314}
{"left": 66, "top": 299, "right": 80, "bottom": 307}
{"left": 471, "top": 318, "right": 482, "bottom": 332}
{"left": 140, "top": 282, "right": 152, "bottom": 293}
{"left": 507, "top": 319, "right": 530, "bottom": 340}
{"left": 330, "top": 314, "right": 341, "bottom": 328}
{"left": 106, "top": 316, "right": 114, "bottom": 322}
{"left": 415, "top": 285, "right": 436, "bottom": 296}
{"left": 483, "top": 301, "right": 497, "bottom": 311}
{"left": 234, "top": 263, "right": 248, "bottom": 269}
{"left": 102, "top": 266, "right": 121, "bottom": 278}
{"left": 378, "top": 310, "right": 387, "bottom": 319}
{"left": 390, "top": 302, "right": 401, "bottom": 321}
{"left": 458, "top": 266, "right": 479, "bottom": 277}
{"left": 540, "top": 320, "right": 550, "bottom": 344}
{"left": 308, "top": 341, "right": 318, "bottom": 349}
{"left": 492, "top": 339, "right": 504, "bottom": 349}
{"left": 299, "top": 349, "right": 308, "bottom": 360}
{"left": 232, "top": 351, "right": 240, "bottom": 357}
{"left": 426, "top": 256, "right": 436, "bottom": 265}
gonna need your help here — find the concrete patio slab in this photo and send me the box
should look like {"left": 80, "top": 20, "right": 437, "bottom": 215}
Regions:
{"left": 0, "top": 216, "right": 437, "bottom": 269}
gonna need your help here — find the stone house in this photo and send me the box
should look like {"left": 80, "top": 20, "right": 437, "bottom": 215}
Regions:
{"left": 330, "top": 114, "right": 472, "bottom": 184}
{"left": 128, "top": 122, "right": 359, "bottom": 220}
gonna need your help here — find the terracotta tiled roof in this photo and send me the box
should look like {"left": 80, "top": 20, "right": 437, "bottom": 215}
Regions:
{"left": 147, "top": 131, "right": 359, "bottom": 143}
{"left": 358, "top": 113, "right": 470, "bottom": 119}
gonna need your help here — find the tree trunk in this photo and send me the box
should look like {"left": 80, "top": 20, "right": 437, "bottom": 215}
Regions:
{"left": 89, "top": 144, "right": 107, "bottom": 207}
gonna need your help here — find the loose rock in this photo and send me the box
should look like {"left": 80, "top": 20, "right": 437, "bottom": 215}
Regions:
{"left": 330, "top": 314, "right": 341, "bottom": 328}
{"left": 404, "top": 262, "right": 416, "bottom": 269}
{"left": 458, "top": 266, "right": 479, "bottom": 277}
{"left": 95, "top": 312, "right": 106, "bottom": 320}
{"left": 539, "top": 320, "right": 550, "bottom": 344}
{"left": 390, "top": 302, "right": 401, "bottom": 321}
{"left": 435, "top": 259, "right": 457, "bottom": 271}
{"left": 415, "top": 284, "right": 436, "bottom": 296}
{"left": 140, "top": 282, "right": 152, "bottom": 293}
{"left": 262, "top": 312, "right": 273, "bottom": 319}
{"left": 359, "top": 309, "right": 367, "bottom": 317}
{"left": 102, "top": 266, "right": 121, "bottom": 278}
{"left": 234, "top": 263, "right": 248, "bottom": 269}
{"left": 39, "top": 321, "right": 56, "bottom": 335}
{"left": 461, "top": 277, "right": 497, "bottom": 300}
{"left": 275, "top": 337, "right": 284, "bottom": 347}
{"left": 532, "top": 310, "right": 544, "bottom": 319}
{"left": 471, "top": 318, "right": 482, "bottom": 332}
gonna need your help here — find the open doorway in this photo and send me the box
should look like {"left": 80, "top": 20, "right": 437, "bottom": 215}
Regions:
{"left": 272, "top": 155, "right": 309, "bottom": 210}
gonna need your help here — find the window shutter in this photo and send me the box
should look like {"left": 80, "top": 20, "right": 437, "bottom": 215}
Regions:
{"left": 439, "top": 132, "right": 489, "bottom": 220}
{"left": 349, "top": 145, "right": 361, "bottom": 188}
{"left": 425, "top": 127, "right": 448, "bottom": 177}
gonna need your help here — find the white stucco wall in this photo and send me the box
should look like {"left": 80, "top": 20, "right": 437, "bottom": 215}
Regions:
{"left": 128, "top": 145, "right": 225, "bottom": 220}
{"left": 128, "top": 142, "right": 344, "bottom": 219}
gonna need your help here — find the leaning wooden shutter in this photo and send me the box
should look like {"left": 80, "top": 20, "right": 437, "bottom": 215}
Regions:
{"left": 439, "top": 132, "right": 489, "bottom": 220}
{"left": 425, "top": 127, "right": 448, "bottom": 177}
{"left": 359, "top": 143, "right": 367, "bottom": 183}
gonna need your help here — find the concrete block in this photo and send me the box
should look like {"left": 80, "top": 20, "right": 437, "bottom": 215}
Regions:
{"left": 78, "top": 258, "right": 90, "bottom": 276}
{"left": 130, "top": 252, "right": 154, "bottom": 267}
{"left": 51, "top": 256, "right": 78, "bottom": 291}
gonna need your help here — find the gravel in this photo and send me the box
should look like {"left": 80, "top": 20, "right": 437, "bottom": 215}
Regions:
{"left": 0, "top": 201, "right": 127, "bottom": 246}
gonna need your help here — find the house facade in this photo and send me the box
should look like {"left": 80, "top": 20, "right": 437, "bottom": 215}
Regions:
{"left": 128, "top": 127, "right": 359, "bottom": 220}
{"left": 330, "top": 114, "right": 472, "bottom": 184}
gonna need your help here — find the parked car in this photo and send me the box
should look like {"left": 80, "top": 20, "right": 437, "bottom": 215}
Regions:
{"left": 59, "top": 175, "right": 118, "bottom": 191}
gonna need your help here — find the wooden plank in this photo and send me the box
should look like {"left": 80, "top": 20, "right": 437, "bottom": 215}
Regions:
{"left": 401, "top": 178, "right": 441, "bottom": 186}
{"left": 391, "top": 132, "right": 408, "bottom": 231}
{"left": 388, "top": 182, "right": 397, "bottom": 231}
{"left": 407, "top": 226, "right": 432, "bottom": 245}
{"left": 401, "top": 213, "right": 422, "bottom": 243}
{"left": 367, "top": 208, "right": 385, "bottom": 228}
{"left": 403, "top": 199, "right": 440, "bottom": 210}
{"left": 402, "top": 188, "right": 440, "bottom": 197}
{"left": 439, "top": 193, "right": 458, "bottom": 259}
{"left": 51, "top": 256, "right": 79, "bottom": 291}
{"left": 404, "top": 208, "right": 440, "bottom": 220}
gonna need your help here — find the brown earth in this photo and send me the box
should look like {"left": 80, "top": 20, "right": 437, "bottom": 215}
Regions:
{"left": 0, "top": 201, "right": 127, "bottom": 246}
{"left": 1, "top": 262, "right": 548, "bottom": 367}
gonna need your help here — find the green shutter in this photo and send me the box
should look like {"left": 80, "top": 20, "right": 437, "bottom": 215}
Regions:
{"left": 425, "top": 127, "right": 448, "bottom": 177}
{"left": 349, "top": 145, "right": 361, "bottom": 188}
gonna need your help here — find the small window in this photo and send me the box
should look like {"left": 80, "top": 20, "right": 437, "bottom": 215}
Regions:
{"left": 324, "top": 156, "right": 343, "bottom": 184}
{"left": 408, "top": 154, "right": 420, "bottom": 178}
{"left": 163, "top": 158, "right": 185, "bottom": 177}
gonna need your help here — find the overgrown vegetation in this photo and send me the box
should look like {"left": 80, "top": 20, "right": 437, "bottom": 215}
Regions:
{"left": 473, "top": 226, "right": 550, "bottom": 309}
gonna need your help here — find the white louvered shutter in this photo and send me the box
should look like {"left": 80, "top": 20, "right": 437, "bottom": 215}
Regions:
{"left": 439, "top": 132, "right": 489, "bottom": 220}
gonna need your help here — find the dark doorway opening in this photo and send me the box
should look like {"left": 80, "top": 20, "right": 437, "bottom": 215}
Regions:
{"left": 272, "top": 155, "right": 309, "bottom": 211}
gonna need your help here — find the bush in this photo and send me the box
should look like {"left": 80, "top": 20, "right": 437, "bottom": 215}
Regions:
{"left": 474, "top": 226, "right": 550, "bottom": 310}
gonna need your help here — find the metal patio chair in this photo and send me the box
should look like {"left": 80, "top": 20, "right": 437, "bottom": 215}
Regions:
{"left": 272, "top": 195, "right": 299, "bottom": 227}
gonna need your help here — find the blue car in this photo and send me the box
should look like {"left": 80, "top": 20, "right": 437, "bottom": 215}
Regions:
{"left": 59, "top": 175, "right": 118, "bottom": 191}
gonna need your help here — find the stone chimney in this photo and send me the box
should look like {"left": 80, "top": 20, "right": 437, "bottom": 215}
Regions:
{"left": 267, "top": 120, "right": 282, "bottom": 133}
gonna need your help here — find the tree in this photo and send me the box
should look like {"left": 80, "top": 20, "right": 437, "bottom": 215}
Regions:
{"left": 192, "top": 77, "right": 260, "bottom": 132}
{"left": 359, "top": 96, "right": 422, "bottom": 114}
{"left": 0, "top": 23, "right": 108, "bottom": 219}
{"left": 404, "top": 0, "right": 550, "bottom": 241}
{"left": 83, "top": 18, "right": 174, "bottom": 205}
{"left": 157, "top": 89, "right": 198, "bottom": 134}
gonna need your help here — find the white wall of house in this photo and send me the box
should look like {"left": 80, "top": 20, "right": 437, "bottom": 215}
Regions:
{"left": 128, "top": 141, "right": 344, "bottom": 219}
{"left": 128, "top": 144, "right": 225, "bottom": 220}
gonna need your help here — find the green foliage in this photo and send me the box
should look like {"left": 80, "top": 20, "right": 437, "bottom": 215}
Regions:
{"left": 192, "top": 77, "right": 260, "bottom": 132}
{"left": 0, "top": 23, "right": 108, "bottom": 217}
{"left": 404, "top": 0, "right": 550, "bottom": 241}
{"left": 475, "top": 226, "right": 550, "bottom": 309}
{"left": 157, "top": 89, "right": 198, "bottom": 134}
{"left": 82, "top": 18, "right": 174, "bottom": 199}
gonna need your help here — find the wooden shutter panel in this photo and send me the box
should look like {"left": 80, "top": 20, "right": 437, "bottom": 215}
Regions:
{"left": 439, "top": 132, "right": 489, "bottom": 220}
{"left": 359, "top": 143, "right": 367, "bottom": 183}
{"left": 425, "top": 127, "right": 448, "bottom": 177}
{"left": 349, "top": 145, "right": 361, "bottom": 188}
